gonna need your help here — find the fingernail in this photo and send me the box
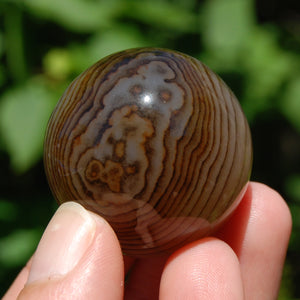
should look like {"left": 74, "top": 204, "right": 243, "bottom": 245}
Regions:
{"left": 27, "top": 202, "right": 96, "bottom": 284}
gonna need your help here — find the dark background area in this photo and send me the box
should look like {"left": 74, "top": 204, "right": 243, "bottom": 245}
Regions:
{"left": 0, "top": 0, "right": 299, "bottom": 298}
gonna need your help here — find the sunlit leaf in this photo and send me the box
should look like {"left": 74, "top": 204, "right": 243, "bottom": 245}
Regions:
{"left": 24, "top": 0, "right": 121, "bottom": 32}
{"left": 241, "top": 28, "right": 294, "bottom": 120}
{"left": 43, "top": 48, "right": 72, "bottom": 80}
{"left": 70, "top": 26, "right": 148, "bottom": 72}
{"left": 0, "top": 78, "right": 57, "bottom": 173}
{"left": 201, "top": 0, "right": 254, "bottom": 67}
{"left": 0, "top": 229, "right": 41, "bottom": 267}
{"left": 123, "top": 0, "right": 197, "bottom": 32}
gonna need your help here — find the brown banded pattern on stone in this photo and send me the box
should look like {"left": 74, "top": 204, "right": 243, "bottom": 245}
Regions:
{"left": 44, "top": 48, "right": 252, "bottom": 256}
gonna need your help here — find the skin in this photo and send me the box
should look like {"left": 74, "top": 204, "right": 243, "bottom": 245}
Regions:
{"left": 3, "top": 182, "right": 292, "bottom": 300}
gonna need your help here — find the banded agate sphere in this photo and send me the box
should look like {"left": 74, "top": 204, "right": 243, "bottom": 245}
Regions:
{"left": 44, "top": 48, "right": 252, "bottom": 256}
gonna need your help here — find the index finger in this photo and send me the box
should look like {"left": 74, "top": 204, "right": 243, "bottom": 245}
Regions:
{"left": 216, "top": 182, "right": 292, "bottom": 298}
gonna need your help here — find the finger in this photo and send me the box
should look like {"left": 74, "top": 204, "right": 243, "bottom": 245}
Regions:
{"left": 2, "top": 259, "right": 32, "bottom": 300}
{"left": 13, "top": 202, "right": 124, "bottom": 300}
{"left": 160, "top": 238, "right": 244, "bottom": 299}
{"left": 217, "top": 182, "right": 292, "bottom": 299}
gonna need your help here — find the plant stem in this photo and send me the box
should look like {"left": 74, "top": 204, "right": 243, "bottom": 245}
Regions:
{"left": 4, "top": 3, "right": 27, "bottom": 83}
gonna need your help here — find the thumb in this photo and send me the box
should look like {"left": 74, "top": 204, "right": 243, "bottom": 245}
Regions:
{"left": 17, "top": 202, "right": 124, "bottom": 300}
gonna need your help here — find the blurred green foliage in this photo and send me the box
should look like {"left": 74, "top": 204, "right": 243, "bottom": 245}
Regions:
{"left": 0, "top": 0, "right": 299, "bottom": 298}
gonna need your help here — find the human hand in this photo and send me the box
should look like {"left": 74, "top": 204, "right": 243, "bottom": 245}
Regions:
{"left": 3, "top": 182, "right": 292, "bottom": 300}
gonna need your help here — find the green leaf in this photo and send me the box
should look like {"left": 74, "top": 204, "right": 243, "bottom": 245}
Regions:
{"left": 285, "top": 174, "right": 300, "bottom": 204}
{"left": 0, "top": 64, "right": 6, "bottom": 88}
{"left": 0, "top": 199, "right": 18, "bottom": 222}
{"left": 285, "top": 175, "right": 300, "bottom": 251}
{"left": 289, "top": 203, "right": 300, "bottom": 251}
{"left": 124, "top": 0, "right": 197, "bottom": 32}
{"left": 24, "top": 0, "right": 121, "bottom": 32}
{"left": 201, "top": 0, "right": 254, "bottom": 67}
{"left": 278, "top": 263, "right": 294, "bottom": 300}
{"left": 281, "top": 76, "right": 300, "bottom": 132}
{"left": 70, "top": 26, "right": 148, "bottom": 72}
{"left": 0, "top": 229, "right": 41, "bottom": 267}
{"left": 0, "top": 31, "right": 4, "bottom": 57}
{"left": 43, "top": 48, "right": 72, "bottom": 80}
{"left": 0, "top": 78, "right": 57, "bottom": 173}
{"left": 241, "top": 28, "right": 294, "bottom": 121}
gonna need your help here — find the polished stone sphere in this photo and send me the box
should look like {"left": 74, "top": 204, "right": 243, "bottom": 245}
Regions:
{"left": 44, "top": 48, "right": 252, "bottom": 256}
